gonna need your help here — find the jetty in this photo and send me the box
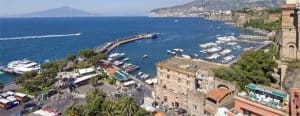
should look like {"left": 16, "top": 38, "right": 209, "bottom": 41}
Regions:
{"left": 238, "top": 35, "right": 269, "bottom": 40}
{"left": 95, "top": 33, "right": 158, "bottom": 54}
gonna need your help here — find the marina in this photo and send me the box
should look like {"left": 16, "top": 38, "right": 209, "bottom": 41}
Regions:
{"left": 0, "top": 17, "right": 265, "bottom": 84}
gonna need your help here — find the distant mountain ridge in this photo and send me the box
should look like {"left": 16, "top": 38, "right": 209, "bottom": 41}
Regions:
{"left": 150, "top": 0, "right": 283, "bottom": 17}
{"left": 13, "top": 6, "right": 97, "bottom": 17}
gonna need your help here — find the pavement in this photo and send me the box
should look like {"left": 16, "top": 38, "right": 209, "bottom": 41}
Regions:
{"left": 0, "top": 78, "right": 154, "bottom": 116}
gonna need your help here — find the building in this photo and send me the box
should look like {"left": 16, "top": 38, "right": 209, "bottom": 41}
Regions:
{"left": 154, "top": 57, "right": 235, "bottom": 116}
{"left": 280, "top": 0, "right": 300, "bottom": 60}
{"left": 228, "top": 84, "right": 289, "bottom": 116}
{"left": 290, "top": 88, "right": 300, "bottom": 116}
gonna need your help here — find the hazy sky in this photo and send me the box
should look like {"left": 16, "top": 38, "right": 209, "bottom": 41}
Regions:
{"left": 0, "top": 0, "right": 193, "bottom": 16}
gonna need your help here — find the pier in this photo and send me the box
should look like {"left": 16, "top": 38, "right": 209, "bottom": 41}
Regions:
{"left": 95, "top": 33, "right": 158, "bottom": 54}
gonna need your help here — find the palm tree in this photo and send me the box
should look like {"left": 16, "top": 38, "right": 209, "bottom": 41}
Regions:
{"left": 118, "top": 97, "right": 138, "bottom": 116}
{"left": 102, "top": 100, "right": 121, "bottom": 116}
{"left": 86, "top": 88, "right": 106, "bottom": 103}
{"left": 64, "top": 104, "right": 83, "bottom": 116}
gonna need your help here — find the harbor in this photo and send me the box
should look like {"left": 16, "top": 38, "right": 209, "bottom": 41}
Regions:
{"left": 95, "top": 33, "right": 158, "bottom": 54}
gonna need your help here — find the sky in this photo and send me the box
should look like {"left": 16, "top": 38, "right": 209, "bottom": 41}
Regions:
{"left": 0, "top": 0, "right": 193, "bottom": 16}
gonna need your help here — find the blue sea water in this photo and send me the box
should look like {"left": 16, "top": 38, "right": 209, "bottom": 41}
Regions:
{"left": 0, "top": 17, "right": 255, "bottom": 84}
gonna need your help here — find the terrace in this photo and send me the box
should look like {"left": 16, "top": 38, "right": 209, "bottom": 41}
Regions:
{"left": 238, "top": 83, "right": 288, "bottom": 112}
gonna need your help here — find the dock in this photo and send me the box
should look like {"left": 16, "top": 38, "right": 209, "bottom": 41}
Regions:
{"left": 95, "top": 33, "right": 158, "bottom": 54}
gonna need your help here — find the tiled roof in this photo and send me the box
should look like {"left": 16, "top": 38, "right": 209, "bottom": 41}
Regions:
{"left": 206, "top": 88, "right": 233, "bottom": 102}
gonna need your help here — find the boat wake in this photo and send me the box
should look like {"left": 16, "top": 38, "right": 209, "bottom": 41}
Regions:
{"left": 0, "top": 33, "right": 82, "bottom": 41}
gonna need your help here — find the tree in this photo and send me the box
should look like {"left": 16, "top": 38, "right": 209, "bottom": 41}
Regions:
{"left": 89, "top": 77, "right": 98, "bottom": 87}
{"left": 102, "top": 100, "right": 121, "bottom": 116}
{"left": 134, "top": 109, "right": 151, "bottom": 116}
{"left": 79, "top": 49, "right": 95, "bottom": 59}
{"left": 213, "top": 50, "right": 277, "bottom": 90}
{"left": 118, "top": 96, "right": 139, "bottom": 116}
{"left": 66, "top": 54, "right": 77, "bottom": 61}
{"left": 86, "top": 88, "right": 106, "bottom": 103}
{"left": 64, "top": 104, "right": 84, "bottom": 116}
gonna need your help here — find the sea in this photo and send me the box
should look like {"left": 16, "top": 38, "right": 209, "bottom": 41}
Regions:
{"left": 0, "top": 17, "right": 257, "bottom": 84}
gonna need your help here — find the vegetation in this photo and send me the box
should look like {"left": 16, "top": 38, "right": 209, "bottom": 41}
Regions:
{"left": 213, "top": 50, "right": 277, "bottom": 90}
{"left": 64, "top": 88, "right": 150, "bottom": 116}
{"left": 287, "top": 60, "right": 300, "bottom": 69}
{"left": 14, "top": 48, "right": 105, "bottom": 95}
{"left": 244, "top": 19, "right": 281, "bottom": 32}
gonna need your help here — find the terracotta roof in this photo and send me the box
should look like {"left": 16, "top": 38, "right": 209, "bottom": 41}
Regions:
{"left": 106, "top": 67, "right": 118, "bottom": 75}
{"left": 152, "top": 111, "right": 165, "bottom": 116}
{"left": 206, "top": 88, "right": 233, "bottom": 102}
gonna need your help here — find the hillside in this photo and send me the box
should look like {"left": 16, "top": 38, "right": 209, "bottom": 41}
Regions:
{"left": 149, "top": 0, "right": 283, "bottom": 17}
{"left": 17, "top": 6, "right": 96, "bottom": 17}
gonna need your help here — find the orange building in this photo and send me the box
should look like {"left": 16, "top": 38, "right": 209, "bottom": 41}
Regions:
{"left": 229, "top": 84, "right": 289, "bottom": 116}
{"left": 290, "top": 88, "right": 300, "bottom": 116}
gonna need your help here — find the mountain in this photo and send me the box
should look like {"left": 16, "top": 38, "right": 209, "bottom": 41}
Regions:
{"left": 17, "top": 6, "right": 97, "bottom": 17}
{"left": 149, "top": 0, "right": 283, "bottom": 17}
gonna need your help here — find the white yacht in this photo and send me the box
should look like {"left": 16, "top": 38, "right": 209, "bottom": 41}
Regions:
{"left": 199, "top": 42, "right": 217, "bottom": 48}
{"left": 7, "top": 59, "right": 41, "bottom": 74}
{"left": 223, "top": 55, "right": 235, "bottom": 62}
{"left": 182, "top": 55, "right": 191, "bottom": 59}
{"left": 206, "top": 53, "right": 221, "bottom": 60}
{"left": 207, "top": 46, "right": 222, "bottom": 53}
{"left": 227, "top": 42, "right": 238, "bottom": 46}
{"left": 108, "top": 53, "right": 125, "bottom": 61}
{"left": 173, "top": 48, "right": 184, "bottom": 53}
{"left": 220, "top": 49, "right": 232, "bottom": 55}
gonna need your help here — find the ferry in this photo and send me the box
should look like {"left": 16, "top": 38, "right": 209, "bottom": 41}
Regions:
{"left": 220, "top": 49, "right": 232, "bottom": 55}
{"left": 7, "top": 59, "right": 41, "bottom": 74}
{"left": 199, "top": 42, "right": 217, "bottom": 48}
{"left": 207, "top": 46, "right": 222, "bottom": 53}
{"left": 108, "top": 53, "right": 125, "bottom": 61}
{"left": 206, "top": 53, "right": 221, "bottom": 60}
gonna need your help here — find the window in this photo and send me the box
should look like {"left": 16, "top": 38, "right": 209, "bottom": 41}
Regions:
{"left": 167, "top": 75, "right": 170, "bottom": 79}
{"left": 178, "top": 78, "right": 181, "bottom": 83}
{"left": 193, "top": 104, "right": 197, "bottom": 110}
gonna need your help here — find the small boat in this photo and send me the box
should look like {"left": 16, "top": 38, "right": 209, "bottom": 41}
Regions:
{"left": 193, "top": 54, "right": 198, "bottom": 57}
{"left": 222, "top": 55, "right": 235, "bottom": 63}
{"left": 143, "top": 55, "right": 148, "bottom": 59}
{"left": 174, "top": 19, "right": 179, "bottom": 23}
{"left": 173, "top": 48, "right": 184, "bottom": 53}
{"left": 138, "top": 72, "right": 144, "bottom": 76}
{"left": 44, "top": 59, "right": 50, "bottom": 63}
{"left": 220, "top": 49, "right": 232, "bottom": 55}
{"left": 199, "top": 50, "right": 207, "bottom": 54}
{"left": 141, "top": 74, "right": 150, "bottom": 79}
{"left": 122, "top": 58, "right": 130, "bottom": 62}
{"left": 243, "top": 47, "right": 254, "bottom": 52}
{"left": 182, "top": 55, "right": 191, "bottom": 59}
{"left": 236, "top": 45, "right": 242, "bottom": 49}
{"left": 206, "top": 53, "right": 221, "bottom": 60}
{"left": 227, "top": 42, "right": 238, "bottom": 46}
{"left": 199, "top": 42, "right": 217, "bottom": 48}
{"left": 113, "top": 61, "right": 124, "bottom": 66}
{"left": 207, "top": 46, "right": 222, "bottom": 53}
{"left": 108, "top": 53, "right": 126, "bottom": 61}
